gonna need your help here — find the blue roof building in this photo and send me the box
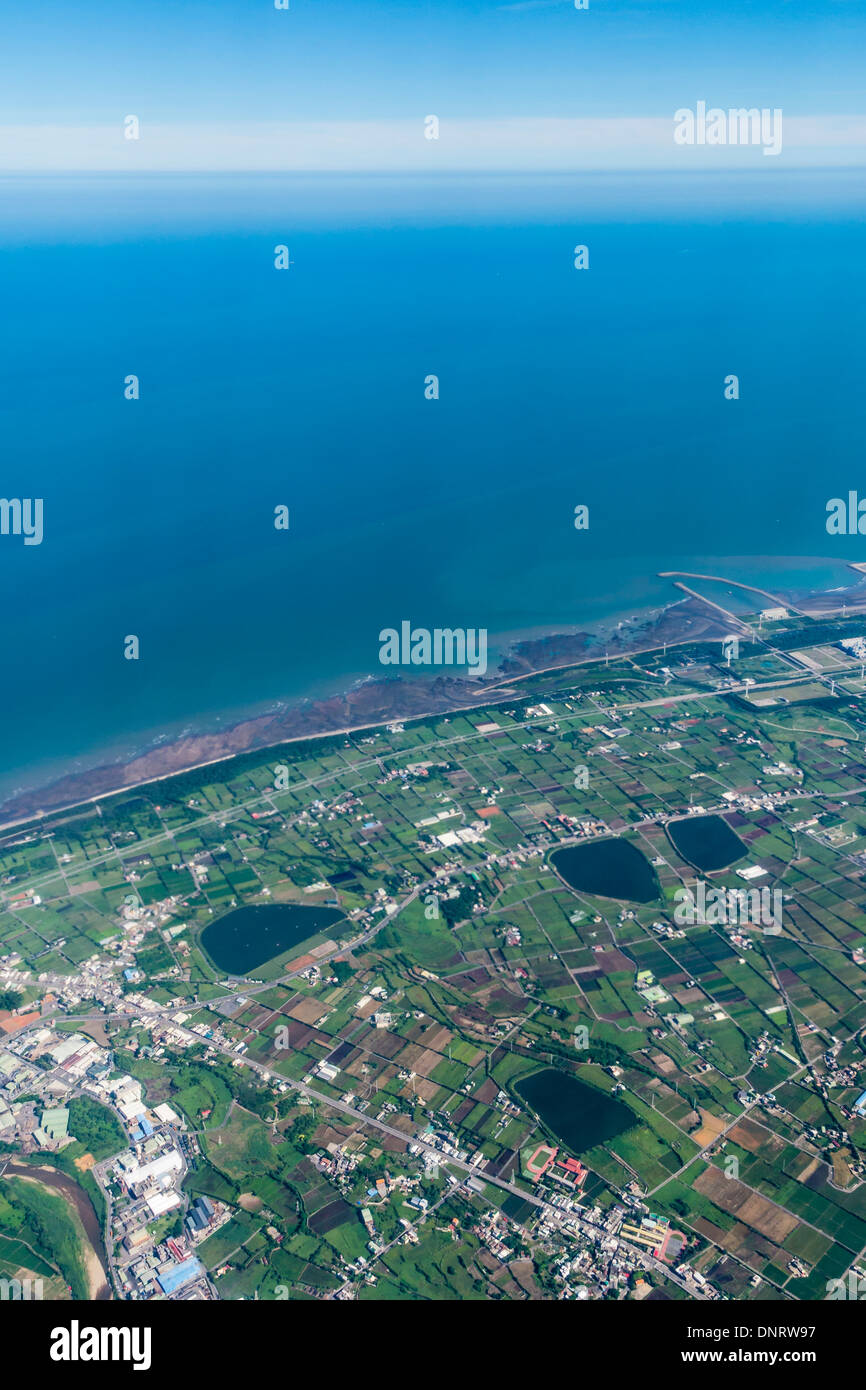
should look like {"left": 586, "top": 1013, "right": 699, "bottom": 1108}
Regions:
{"left": 157, "top": 1256, "right": 205, "bottom": 1297}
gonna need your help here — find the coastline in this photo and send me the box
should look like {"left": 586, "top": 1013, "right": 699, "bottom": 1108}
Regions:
{"left": 3, "top": 567, "right": 866, "bottom": 830}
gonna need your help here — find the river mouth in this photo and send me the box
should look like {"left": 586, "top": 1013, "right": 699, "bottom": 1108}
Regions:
{"left": 667, "top": 813, "right": 746, "bottom": 873}
{"left": 200, "top": 902, "right": 346, "bottom": 975}
{"left": 514, "top": 1068, "right": 635, "bottom": 1152}
{"left": 550, "top": 837, "right": 659, "bottom": 903}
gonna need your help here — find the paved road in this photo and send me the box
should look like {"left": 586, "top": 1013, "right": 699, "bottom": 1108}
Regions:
{"left": 160, "top": 1016, "right": 707, "bottom": 1299}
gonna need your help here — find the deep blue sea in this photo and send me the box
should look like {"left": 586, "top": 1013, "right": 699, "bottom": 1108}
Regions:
{"left": 0, "top": 170, "right": 864, "bottom": 801}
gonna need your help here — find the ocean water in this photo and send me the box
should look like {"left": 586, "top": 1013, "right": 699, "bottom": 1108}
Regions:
{"left": 0, "top": 170, "right": 864, "bottom": 801}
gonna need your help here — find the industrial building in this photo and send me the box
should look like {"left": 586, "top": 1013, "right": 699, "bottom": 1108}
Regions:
{"left": 157, "top": 1256, "right": 206, "bottom": 1297}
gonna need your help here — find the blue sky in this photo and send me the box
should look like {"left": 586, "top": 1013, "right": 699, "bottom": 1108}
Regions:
{"left": 1, "top": 0, "right": 864, "bottom": 168}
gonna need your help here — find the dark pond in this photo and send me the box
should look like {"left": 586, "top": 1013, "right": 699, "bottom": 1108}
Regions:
{"left": 201, "top": 902, "right": 345, "bottom": 975}
{"left": 667, "top": 813, "right": 745, "bottom": 872}
{"left": 514, "top": 1068, "right": 635, "bottom": 1152}
{"left": 551, "top": 836, "right": 658, "bottom": 902}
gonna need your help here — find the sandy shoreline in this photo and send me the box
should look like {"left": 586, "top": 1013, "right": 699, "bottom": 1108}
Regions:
{"left": 2, "top": 569, "right": 865, "bottom": 831}
{"left": 0, "top": 594, "right": 720, "bottom": 828}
